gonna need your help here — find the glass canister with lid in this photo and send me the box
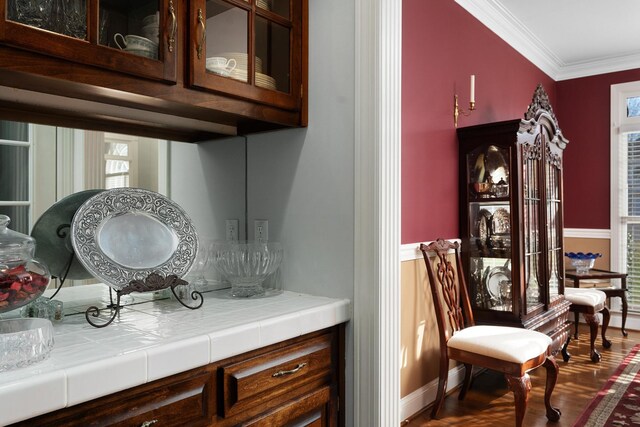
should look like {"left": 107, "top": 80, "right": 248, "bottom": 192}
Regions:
{"left": 0, "top": 215, "right": 51, "bottom": 313}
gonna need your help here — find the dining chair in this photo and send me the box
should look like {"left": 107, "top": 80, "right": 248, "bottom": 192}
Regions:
{"left": 419, "top": 239, "right": 561, "bottom": 427}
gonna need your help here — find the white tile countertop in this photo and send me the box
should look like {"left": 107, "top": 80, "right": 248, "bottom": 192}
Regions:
{"left": 0, "top": 285, "right": 351, "bottom": 426}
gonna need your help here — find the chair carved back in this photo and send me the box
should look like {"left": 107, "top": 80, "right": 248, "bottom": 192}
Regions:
{"left": 420, "top": 239, "right": 475, "bottom": 347}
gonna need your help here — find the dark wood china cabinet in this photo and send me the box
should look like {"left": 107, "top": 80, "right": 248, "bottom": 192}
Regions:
{"left": 0, "top": 0, "right": 307, "bottom": 141}
{"left": 457, "top": 85, "right": 571, "bottom": 352}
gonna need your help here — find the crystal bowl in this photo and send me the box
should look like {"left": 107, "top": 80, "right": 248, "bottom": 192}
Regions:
{"left": 565, "top": 252, "right": 601, "bottom": 274}
{"left": 0, "top": 318, "right": 54, "bottom": 372}
{"left": 210, "top": 241, "right": 283, "bottom": 297}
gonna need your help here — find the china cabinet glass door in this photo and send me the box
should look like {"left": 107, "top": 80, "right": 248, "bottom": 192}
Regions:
{"left": 189, "top": 0, "right": 303, "bottom": 110}
{"left": 1, "top": 0, "right": 176, "bottom": 82}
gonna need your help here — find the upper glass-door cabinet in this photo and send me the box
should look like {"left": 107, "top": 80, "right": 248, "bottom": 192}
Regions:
{"left": 188, "top": 0, "right": 304, "bottom": 111}
{"left": 0, "top": 0, "right": 177, "bottom": 82}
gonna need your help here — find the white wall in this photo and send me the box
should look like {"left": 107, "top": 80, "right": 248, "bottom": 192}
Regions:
{"left": 169, "top": 1, "right": 356, "bottom": 424}
{"left": 169, "top": 137, "right": 246, "bottom": 242}
{"left": 247, "top": 0, "right": 355, "bottom": 423}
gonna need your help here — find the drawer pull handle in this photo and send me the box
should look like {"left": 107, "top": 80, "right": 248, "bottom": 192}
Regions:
{"left": 140, "top": 420, "right": 158, "bottom": 427}
{"left": 196, "top": 9, "right": 205, "bottom": 59}
{"left": 167, "top": 0, "right": 177, "bottom": 53}
{"left": 272, "top": 362, "right": 307, "bottom": 378}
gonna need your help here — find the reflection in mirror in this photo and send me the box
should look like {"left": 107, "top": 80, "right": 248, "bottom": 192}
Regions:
{"left": 0, "top": 120, "right": 168, "bottom": 288}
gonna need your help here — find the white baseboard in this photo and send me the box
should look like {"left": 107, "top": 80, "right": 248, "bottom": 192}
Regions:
{"left": 400, "top": 365, "right": 465, "bottom": 422}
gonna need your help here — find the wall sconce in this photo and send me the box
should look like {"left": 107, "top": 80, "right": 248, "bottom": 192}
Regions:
{"left": 454, "top": 75, "right": 476, "bottom": 127}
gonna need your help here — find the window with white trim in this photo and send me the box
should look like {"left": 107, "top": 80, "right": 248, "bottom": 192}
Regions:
{"left": 611, "top": 81, "right": 640, "bottom": 312}
{"left": 0, "top": 121, "right": 32, "bottom": 234}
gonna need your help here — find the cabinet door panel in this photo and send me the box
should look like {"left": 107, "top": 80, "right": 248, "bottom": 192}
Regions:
{"left": 0, "top": 0, "right": 177, "bottom": 83}
{"left": 188, "top": 0, "right": 302, "bottom": 111}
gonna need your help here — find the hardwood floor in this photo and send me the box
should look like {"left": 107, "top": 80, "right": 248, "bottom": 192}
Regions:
{"left": 403, "top": 326, "right": 639, "bottom": 427}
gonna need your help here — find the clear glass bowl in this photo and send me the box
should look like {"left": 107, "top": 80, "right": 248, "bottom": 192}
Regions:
{"left": 570, "top": 258, "right": 595, "bottom": 274}
{"left": 210, "top": 241, "right": 283, "bottom": 298}
{"left": 0, "top": 318, "right": 54, "bottom": 372}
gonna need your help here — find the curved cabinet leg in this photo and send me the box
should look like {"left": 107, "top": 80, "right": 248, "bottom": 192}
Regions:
{"left": 458, "top": 363, "right": 473, "bottom": 401}
{"left": 505, "top": 373, "right": 531, "bottom": 427}
{"left": 542, "top": 356, "right": 561, "bottom": 422}
{"left": 601, "top": 306, "right": 612, "bottom": 349}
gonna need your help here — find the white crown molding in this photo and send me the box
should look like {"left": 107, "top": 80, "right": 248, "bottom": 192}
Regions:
{"left": 455, "top": 0, "right": 640, "bottom": 81}
{"left": 555, "top": 53, "right": 640, "bottom": 81}
{"left": 564, "top": 228, "right": 611, "bottom": 239}
{"left": 455, "top": 0, "right": 560, "bottom": 79}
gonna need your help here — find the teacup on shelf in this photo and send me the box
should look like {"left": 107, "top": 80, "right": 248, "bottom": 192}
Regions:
{"left": 206, "top": 57, "right": 237, "bottom": 76}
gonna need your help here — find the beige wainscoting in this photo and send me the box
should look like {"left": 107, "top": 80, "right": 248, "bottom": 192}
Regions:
{"left": 564, "top": 236, "right": 610, "bottom": 271}
{"left": 401, "top": 247, "right": 464, "bottom": 420}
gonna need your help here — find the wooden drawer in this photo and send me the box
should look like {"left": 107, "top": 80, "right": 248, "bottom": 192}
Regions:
{"left": 12, "top": 368, "right": 215, "bottom": 427}
{"left": 243, "top": 386, "right": 332, "bottom": 427}
{"left": 220, "top": 333, "right": 333, "bottom": 418}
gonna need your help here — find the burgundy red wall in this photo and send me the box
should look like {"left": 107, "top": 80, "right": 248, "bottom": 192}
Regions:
{"left": 402, "top": 0, "right": 640, "bottom": 242}
{"left": 557, "top": 69, "right": 640, "bottom": 229}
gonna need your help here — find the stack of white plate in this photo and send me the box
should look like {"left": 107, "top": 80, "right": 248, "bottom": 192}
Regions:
{"left": 212, "top": 52, "right": 275, "bottom": 89}
{"left": 141, "top": 12, "right": 159, "bottom": 45}
{"left": 257, "top": 0, "right": 271, "bottom": 11}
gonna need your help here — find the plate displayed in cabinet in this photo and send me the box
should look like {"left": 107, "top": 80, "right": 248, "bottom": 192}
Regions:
{"left": 491, "top": 208, "right": 510, "bottom": 235}
{"left": 70, "top": 188, "right": 198, "bottom": 290}
{"left": 484, "top": 266, "right": 511, "bottom": 301}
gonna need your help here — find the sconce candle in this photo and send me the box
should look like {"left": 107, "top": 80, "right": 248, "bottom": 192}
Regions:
{"left": 470, "top": 74, "right": 475, "bottom": 103}
{"left": 454, "top": 74, "right": 477, "bottom": 127}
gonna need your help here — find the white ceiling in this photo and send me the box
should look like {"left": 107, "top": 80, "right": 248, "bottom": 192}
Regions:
{"left": 455, "top": 0, "right": 640, "bottom": 80}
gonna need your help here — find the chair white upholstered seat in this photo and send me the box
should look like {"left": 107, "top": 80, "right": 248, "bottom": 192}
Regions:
{"left": 449, "top": 325, "right": 552, "bottom": 364}
{"left": 564, "top": 288, "right": 606, "bottom": 310}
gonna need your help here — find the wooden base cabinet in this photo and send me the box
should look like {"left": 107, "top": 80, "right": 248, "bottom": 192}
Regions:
{"left": 11, "top": 326, "right": 343, "bottom": 427}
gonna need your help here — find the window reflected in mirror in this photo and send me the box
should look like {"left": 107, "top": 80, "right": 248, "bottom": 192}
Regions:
{"left": 0, "top": 120, "right": 168, "bottom": 288}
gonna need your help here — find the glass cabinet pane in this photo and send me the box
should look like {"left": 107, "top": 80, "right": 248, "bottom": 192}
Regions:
{"left": 546, "top": 159, "right": 562, "bottom": 298}
{"left": 524, "top": 154, "right": 543, "bottom": 312}
{"left": 467, "top": 145, "right": 509, "bottom": 199}
{"left": 205, "top": 0, "right": 249, "bottom": 82}
{"left": 255, "top": 16, "right": 289, "bottom": 92}
{"left": 259, "top": 0, "right": 289, "bottom": 19}
{"left": 8, "top": 0, "right": 88, "bottom": 39}
{"left": 99, "top": 1, "right": 160, "bottom": 60}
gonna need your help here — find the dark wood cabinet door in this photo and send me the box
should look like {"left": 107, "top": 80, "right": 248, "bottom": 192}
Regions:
{"left": 187, "top": 0, "right": 305, "bottom": 111}
{"left": 457, "top": 85, "right": 572, "bottom": 353}
{"left": 0, "top": 0, "right": 177, "bottom": 83}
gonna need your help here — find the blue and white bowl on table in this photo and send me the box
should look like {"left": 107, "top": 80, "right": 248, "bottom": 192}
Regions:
{"left": 565, "top": 252, "right": 602, "bottom": 274}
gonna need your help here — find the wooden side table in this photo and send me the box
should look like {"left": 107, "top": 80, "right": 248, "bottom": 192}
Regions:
{"left": 565, "top": 268, "right": 629, "bottom": 337}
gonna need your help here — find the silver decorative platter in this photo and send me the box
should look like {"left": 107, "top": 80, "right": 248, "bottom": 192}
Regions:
{"left": 70, "top": 188, "right": 198, "bottom": 290}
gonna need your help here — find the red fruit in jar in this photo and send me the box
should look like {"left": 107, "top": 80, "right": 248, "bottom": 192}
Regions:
{"left": 10, "top": 281, "right": 21, "bottom": 291}
{"left": 0, "top": 292, "right": 8, "bottom": 301}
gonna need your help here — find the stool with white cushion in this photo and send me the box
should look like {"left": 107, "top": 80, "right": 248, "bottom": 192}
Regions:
{"left": 561, "top": 287, "right": 611, "bottom": 363}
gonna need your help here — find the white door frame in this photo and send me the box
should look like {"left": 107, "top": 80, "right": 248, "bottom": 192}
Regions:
{"left": 354, "top": 0, "right": 402, "bottom": 425}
